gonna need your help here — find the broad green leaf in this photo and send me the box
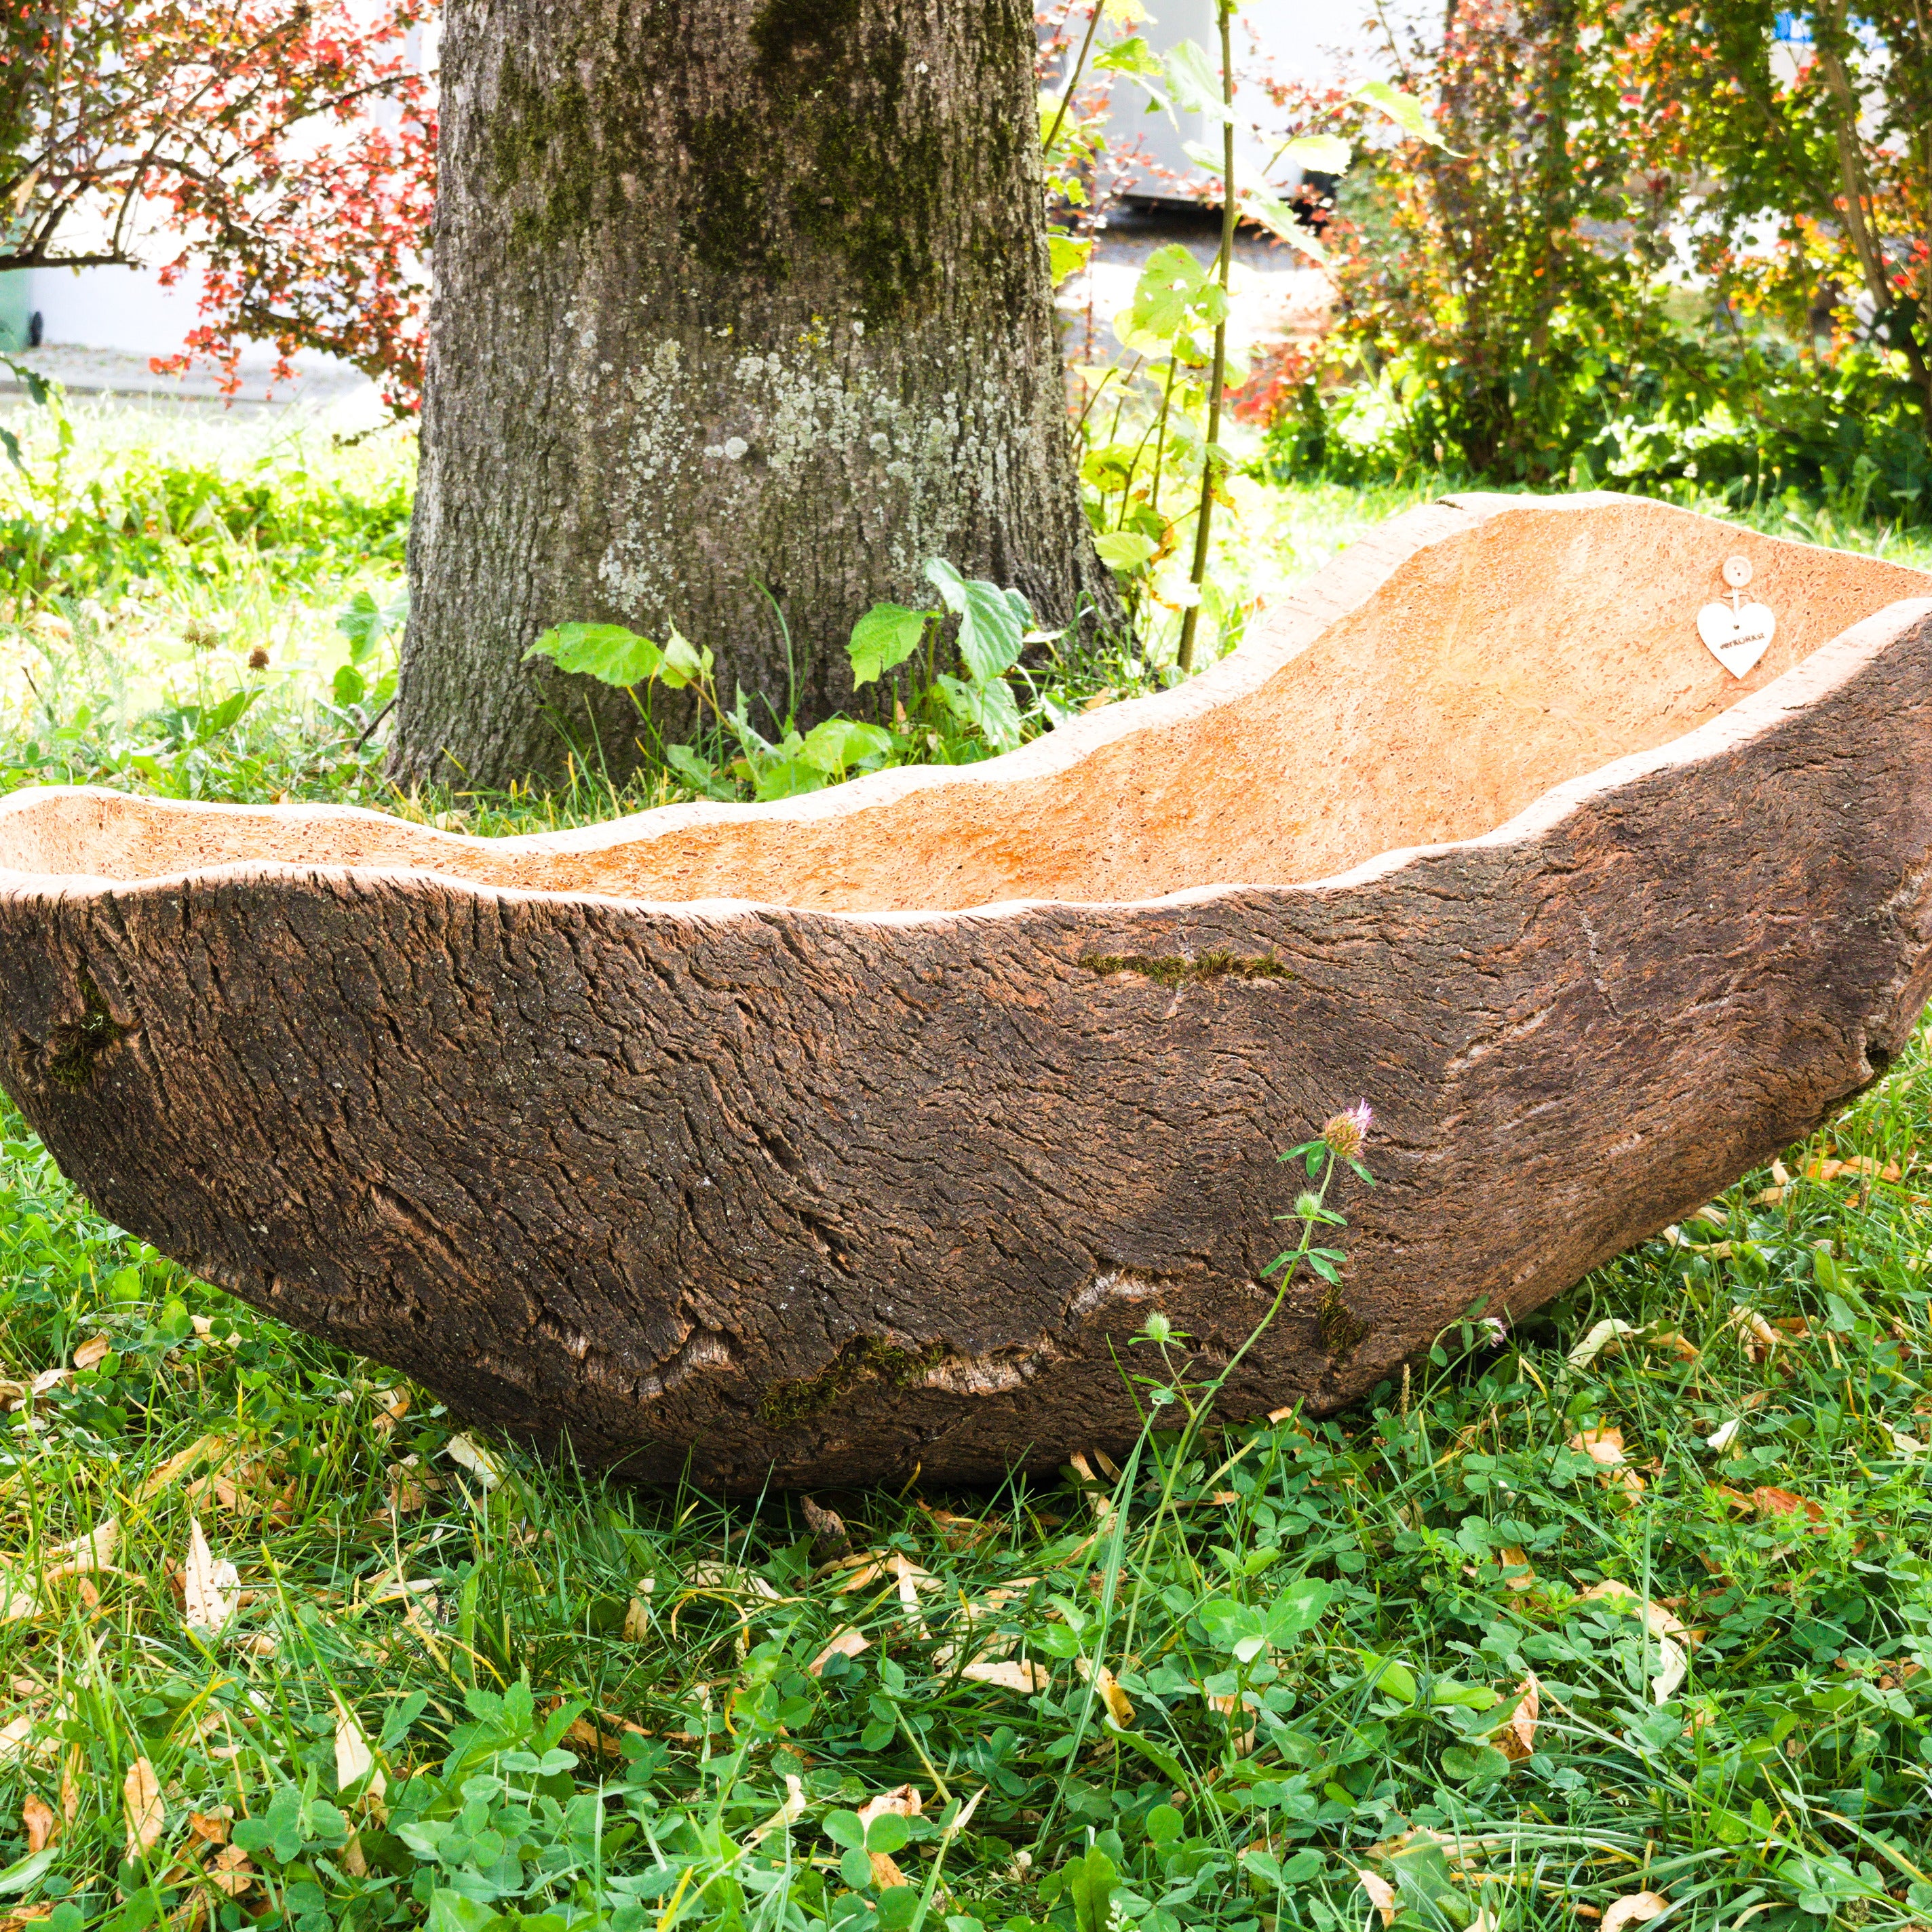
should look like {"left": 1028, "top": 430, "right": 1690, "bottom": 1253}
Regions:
{"left": 1182, "top": 138, "right": 1227, "bottom": 176}
{"left": 1357, "top": 1649, "right": 1418, "bottom": 1705}
{"left": 1281, "top": 131, "right": 1353, "bottom": 172}
{"left": 331, "top": 664, "right": 366, "bottom": 708}
{"left": 1094, "top": 531, "right": 1157, "bottom": 571}
{"left": 657, "top": 627, "right": 711, "bottom": 691}
{"left": 427, "top": 1892, "right": 497, "bottom": 1932}
{"left": 847, "top": 601, "right": 932, "bottom": 685}
{"left": 0, "top": 1847, "right": 57, "bottom": 1898}
{"left": 839, "top": 1847, "right": 874, "bottom": 1891}
{"left": 824, "top": 1809, "right": 866, "bottom": 1851}
{"left": 1439, "top": 1743, "right": 1511, "bottom": 1785}
{"left": 1123, "top": 242, "right": 1228, "bottom": 345}
{"left": 1094, "top": 33, "right": 1161, "bottom": 75}
{"left": 1356, "top": 79, "right": 1453, "bottom": 150}
{"left": 1066, "top": 1847, "right": 1121, "bottom": 1932}
{"left": 924, "top": 558, "right": 1026, "bottom": 682}
{"left": 1239, "top": 187, "right": 1327, "bottom": 261}
{"left": 1264, "top": 1577, "right": 1333, "bottom": 1642}
{"left": 524, "top": 622, "right": 663, "bottom": 688}
{"left": 798, "top": 716, "right": 891, "bottom": 775}
{"left": 1163, "top": 39, "right": 1231, "bottom": 121}
{"left": 864, "top": 1813, "right": 911, "bottom": 1855}
{"left": 1049, "top": 232, "right": 1094, "bottom": 286}
{"left": 1429, "top": 1678, "right": 1501, "bottom": 1710}
{"left": 751, "top": 752, "right": 825, "bottom": 800}
{"left": 935, "top": 672, "right": 1022, "bottom": 750}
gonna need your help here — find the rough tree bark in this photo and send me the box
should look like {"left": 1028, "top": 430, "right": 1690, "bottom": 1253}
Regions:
{"left": 394, "top": 0, "right": 1115, "bottom": 788}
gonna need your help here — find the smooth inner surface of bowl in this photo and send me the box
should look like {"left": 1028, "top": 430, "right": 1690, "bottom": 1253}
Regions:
{"left": 5, "top": 496, "right": 1928, "bottom": 912}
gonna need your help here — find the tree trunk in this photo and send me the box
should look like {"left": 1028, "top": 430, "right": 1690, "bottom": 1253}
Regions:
{"left": 394, "top": 0, "right": 1114, "bottom": 789}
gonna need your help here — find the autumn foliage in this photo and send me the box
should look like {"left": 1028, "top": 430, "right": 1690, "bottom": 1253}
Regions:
{"left": 0, "top": 1, "right": 436, "bottom": 410}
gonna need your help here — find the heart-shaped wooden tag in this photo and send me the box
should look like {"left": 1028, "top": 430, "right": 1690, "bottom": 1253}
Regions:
{"left": 1696, "top": 598, "right": 1775, "bottom": 678}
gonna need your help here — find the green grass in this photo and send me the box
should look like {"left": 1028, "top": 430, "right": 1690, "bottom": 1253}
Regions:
{"left": 3, "top": 400, "right": 1932, "bottom": 1932}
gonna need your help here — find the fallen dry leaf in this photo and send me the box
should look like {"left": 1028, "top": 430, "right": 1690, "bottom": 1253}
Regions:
{"left": 1886, "top": 1425, "right": 1927, "bottom": 1456}
{"left": 46, "top": 1518, "right": 118, "bottom": 1579}
{"left": 744, "top": 1773, "right": 808, "bottom": 1848}
{"left": 1497, "top": 1673, "right": 1539, "bottom": 1760}
{"left": 206, "top": 1845, "right": 254, "bottom": 1897}
{"left": 1568, "top": 1319, "right": 1642, "bottom": 1370}
{"left": 0, "top": 1714, "right": 33, "bottom": 1766}
{"left": 1600, "top": 1893, "right": 1672, "bottom": 1932}
{"left": 71, "top": 1336, "right": 111, "bottom": 1372}
{"left": 806, "top": 1627, "right": 870, "bottom": 1676}
{"left": 1498, "top": 1545, "right": 1536, "bottom": 1592}
{"left": 1076, "top": 1657, "right": 1135, "bottom": 1726}
{"left": 21, "top": 1793, "right": 56, "bottom": 1853}
{"left": 801, "top": 1494, "right": 850, "bottom": 1560}
{"left": 960, "top": 1658, "right": 1049, "bottom": 1693}
{"left": 182, "top": 1519, "right": 239, "bottom": 1638}
{"left": 1726, "top": 1307, "right": 1783, "bottom": 1363}
{"left": 370, "top": 1388, "right": 410, "bottom": 1437}
{"left": 185, "top": 1811, "right": 231, "bottom": 1847}
{"left": 1751, "top": 1486, "right": 1825, "bottom": 1525}
{"left": 334, "top": 1708, "right": 385, "bottom": 1810}
{"left": 444, "top": 1433, "right": 503, "bottom": 1488}
{"left": 622, "top": 1595, "right": 651, "bottom": 1642}
{"left": 1704, "top": 1418, "right": 1742, "bottom": 1452}
{"left": 136, "top": 1435, "right": 229, "bottom": 1504}
{"left": 687, "top": 1562, "right": 782, "bottom": 1602}
{"left": 0, "top": 1579, "right": 37, "bottom": 1625}
{"left": 1805, "top": 1155, "right": 1899, "bottom": 1185}
{"left": 1570, "top": 1429, "right": 1627, "bottom": 1467}
{"left": 1357, "top": 1868, "right": 1397, "bottom": 1927}
{"left": 123, "top": 1756, "right": 164, "bottom": 1861}
{"left": 1648, "top": 1331, "right": 1700, "bottom": 1361}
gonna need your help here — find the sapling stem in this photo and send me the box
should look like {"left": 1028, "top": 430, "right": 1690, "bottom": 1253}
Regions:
{"left": 1176, "top": 0, "right": 1239, "bottom": 675}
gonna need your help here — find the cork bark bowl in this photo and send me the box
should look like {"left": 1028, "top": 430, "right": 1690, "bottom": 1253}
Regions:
{"left": 3, "top": 492, "right": 1931, "bottom": 1490}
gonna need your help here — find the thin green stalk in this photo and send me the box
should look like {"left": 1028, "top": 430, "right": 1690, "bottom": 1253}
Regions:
{"left": 1176, "top": 0, "right": 1239, "bottom": 675}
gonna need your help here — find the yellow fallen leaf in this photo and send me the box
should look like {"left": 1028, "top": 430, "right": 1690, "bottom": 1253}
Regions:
{"left": 135, "top": 1434, "right": 229, "bottom": 1503}
{"left": 21, "top": 1794, "right": 56, "bottom": 1853}
{"left": 1497, "top": 1672, "right": 1539, "bottom": 1760}
{"left": 47, "top": 1518, "right": 118, "bottom": 1577}
{"left": 744, "top": 1773, "right": 807, "bottom": 1847}
{"left": 1568, "top": 1319, "right": 1641, "bottom": 1370}
{"left": 1357, "top": 1868, "right": 1397, "bottom": 1927}
{"left": 123, "top": 1756, "right": 163, "bottom": 1861}
{"left": 0, "top": 1716, "right": 33, "bottom": 1766}
{"left": 207, "top": 1844, "right": 254, "bottom": 1896}
{"left": 1887, "top": 1425, "right": 1927, "bottom": 1456}
{"left": 71, "top": 1336, "right": 111, "bottom": 1372}
{"left": 806, "top": 1627, "right": 870, "bottom": 1676}
{"left": 622, "top": 1596, "right": 652, "bottom": 1642}
{"left": 334, "top": 1707, "right": 386, "bottom": 1812}
{"left": 1570, "top": 1428, "right": 1626, "bottom": 1466}
{"left": 960, "top": 1659, "right": 1049, "bottom": 1693}
{"left": 1498, "top": 1545, "right": 1535, "bottom": 1592}
{"left": 444, "top": 1434, "right": 503, "bottom": 1488}
{"left": 1076, "top": 1657, "right": 1134, "bottom": 1726}
{"left": 182, "top": 1518, "right": 239, "bottom": 1638}
{"left": 1600, "top": 1892, "right": 1672, "bottom": 1932}
{"left": 0, "top": 1579, "right": 38, "bottom": 1625}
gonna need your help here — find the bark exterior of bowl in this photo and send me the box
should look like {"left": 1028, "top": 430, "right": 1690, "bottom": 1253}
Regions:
{"left": 2, "top": 494, "right": 1930, "bottom": 1490}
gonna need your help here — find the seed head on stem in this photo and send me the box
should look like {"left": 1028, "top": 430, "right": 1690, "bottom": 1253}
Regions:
{"left": 1321, "top": 1100, "right": 1373, "bottom": 1162}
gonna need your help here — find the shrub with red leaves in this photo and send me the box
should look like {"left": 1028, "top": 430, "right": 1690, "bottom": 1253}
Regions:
{"left": 1, "top": 1, "right": 437, "bottom": 413}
